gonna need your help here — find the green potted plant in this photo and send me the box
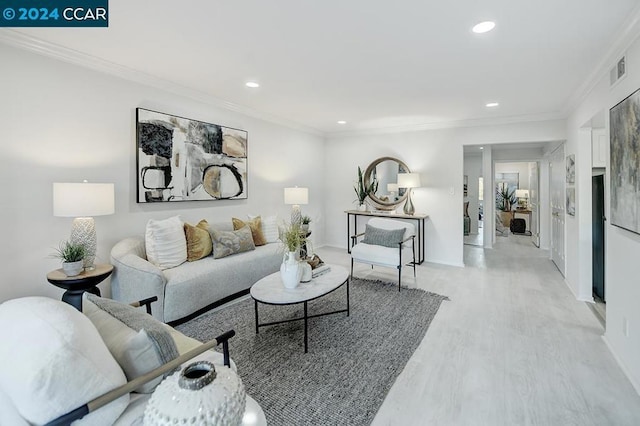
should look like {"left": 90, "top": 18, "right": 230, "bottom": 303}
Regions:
{"left": 301, "top": 215, "right": 312, "bottom": 233}
{"left": 496, "top": 184, "right": 517, "bottom": 227}
{"left": 51, "top": 240, "right": 86, "bottom": 277}
{"left": 353, "top": 166, "right": 378, "bottom": 211}
{"left": 279, "top": 222, "right": 307, "bottom": 289}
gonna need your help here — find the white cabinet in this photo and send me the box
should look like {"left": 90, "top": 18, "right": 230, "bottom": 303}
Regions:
{"left": 592, "top": 128, "right": 607, "bottom": 168}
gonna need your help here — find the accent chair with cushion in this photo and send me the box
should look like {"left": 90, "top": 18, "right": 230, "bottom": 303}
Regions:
{"left": 0, "top": 295, "right": 264, "bottom": 425}
{"left": 350, "top": 217, "right": 416, "bottom": 291}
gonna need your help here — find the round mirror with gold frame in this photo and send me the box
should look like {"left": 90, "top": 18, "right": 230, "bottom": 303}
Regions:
{"left": 363, "top": 157, "right": 410, "bottom": 210}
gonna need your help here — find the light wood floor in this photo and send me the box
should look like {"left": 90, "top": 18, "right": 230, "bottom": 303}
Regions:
{"left": 316, "top": 235, "right": 640, "bottom": 426}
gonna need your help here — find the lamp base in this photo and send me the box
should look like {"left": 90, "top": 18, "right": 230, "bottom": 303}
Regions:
{"left": 70, "top": 217, "right": 96, "bottom": 269}
{"left": 291, "top": 205, "right": 302, "bottom": 226}
{"left": 403, "top": 190, "right": 415, "bottom": 215}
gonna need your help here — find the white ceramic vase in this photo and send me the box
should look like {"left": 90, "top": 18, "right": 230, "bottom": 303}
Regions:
{"left": 358, "top": 203, "right": 367, "bottom": 211}
{"left": 280, "top": 251, "right": 302, "bottom": 289}
{"left": 62, "top": 260, "right": 84, "bottom": 277}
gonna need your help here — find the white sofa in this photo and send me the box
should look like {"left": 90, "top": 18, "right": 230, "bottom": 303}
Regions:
{"left": 0, "top": 296, "right": 265, "bottom": 426}
{"left": 111, "top": 220, "right": 282, "bottom": 323}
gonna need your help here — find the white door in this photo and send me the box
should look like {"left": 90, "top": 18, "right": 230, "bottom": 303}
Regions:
{"left": 529, "top": 162, "right": 540, "bottom": 247}
{"left": 550, "top": 145, "right": 565, "bottom": 276}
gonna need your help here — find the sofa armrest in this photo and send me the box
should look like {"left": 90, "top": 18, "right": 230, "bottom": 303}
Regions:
{"left": 110, "top": 237, "right": 168, "bottom": 322}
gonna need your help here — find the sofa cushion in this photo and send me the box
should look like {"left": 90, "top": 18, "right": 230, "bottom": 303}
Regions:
{"left": 0, "top": 297, "right": 128, "bottom": 425}
{"left": 361, "top": 224, "right": 406, "bottom": 248}
{"left": 210, "top": 225, "right": 256, "bottom": 259}
{"left": 249, "top": 214, "right": 279, "bottom": 243}
{"left": 145, "top": 216, "right": 187, "bottom": 269}
{"left": 184, "top": 219, "right": 213, "bottom": 261}
{"left": 233, "top": 216, "right": 266, "bottom": 246}
{"left": 162, "top": 244, "right": 282, "bottom": 322}
{"left": 83, "top": 294, "right": 180, "bottom": 393}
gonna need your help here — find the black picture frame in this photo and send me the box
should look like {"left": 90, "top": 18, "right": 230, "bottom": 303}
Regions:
{"left": 136, "top": 108, "right": 248, "bottom": 203}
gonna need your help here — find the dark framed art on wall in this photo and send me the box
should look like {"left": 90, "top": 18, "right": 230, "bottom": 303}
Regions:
{"left": 136, "top": 108, "right": 248, "bottom": 203}
{"left": 610, "top": 89, "right": 640, "bottom": 234}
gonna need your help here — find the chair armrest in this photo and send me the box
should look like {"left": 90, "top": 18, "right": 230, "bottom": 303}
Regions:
{"left": 45, "top": 330, "right": 236, "bottom": 426}
{"left": 129, "top": 296, "right": 158, "bottom": 315}
{"left": 350, "top": 232, "right": 365, "bottom": 242}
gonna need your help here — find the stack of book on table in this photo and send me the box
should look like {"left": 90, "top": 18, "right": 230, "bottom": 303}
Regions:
{"left": 312, "top": 264, "right": 331, "bottom": 278}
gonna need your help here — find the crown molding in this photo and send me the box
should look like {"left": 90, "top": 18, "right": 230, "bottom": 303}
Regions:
{"left": 563, "top": 3, "right": 640, "bottom": 115}
{"left": 327, "top": 111, "right": 566, "bottom": 138}
{"left": 0, "top": 30, "right": 323, "bottom": 137}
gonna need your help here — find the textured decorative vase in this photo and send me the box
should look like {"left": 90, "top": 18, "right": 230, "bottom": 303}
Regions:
{"left": 143, "top": 361, "right": 246, "bottom": 426}
{"left": 280, "top": 251, "right": 302, "bottom": 289}
{"left": 358, "top": 203, "right": 367, "bottom": 211}
{"left": 300, "top": 261, "right": 312, "bottom": 282}
{"left": 62, "top": 260, "right": 83, "bottom": 277}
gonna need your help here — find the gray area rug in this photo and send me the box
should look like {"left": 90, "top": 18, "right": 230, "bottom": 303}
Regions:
{"left": 177, "top": 277, "right": 448, "bottom": 426}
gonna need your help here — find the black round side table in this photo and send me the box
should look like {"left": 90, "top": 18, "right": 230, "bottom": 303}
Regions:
{"left": 46, "top": 263, "right": 114, "bottom": 312}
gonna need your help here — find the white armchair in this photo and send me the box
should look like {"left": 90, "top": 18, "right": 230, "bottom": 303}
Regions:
{"left": 0, "top": 296, "right": 265, "bottom": 426}
{"left": 350, "top": 218, "right": 416, "bottom": 291}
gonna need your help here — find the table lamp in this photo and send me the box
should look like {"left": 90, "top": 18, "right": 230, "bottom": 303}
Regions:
{"left": 53, "top": 181, "right": 115, "bottom": 269}
{"left": 284, "top": 187, "right": 308, "bottom": 226}
{"left": 397, "top": 173, "right": 420, "bottom": 215}
{"left": 515, "top": 189, "right": 529, "bottom": 209}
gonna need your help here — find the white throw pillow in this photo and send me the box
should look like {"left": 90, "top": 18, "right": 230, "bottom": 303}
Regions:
{"left": 0, "top": 297, "right": 128, "bottom": 426}
{"left": 83, "top": 294, "right": 179, "bottom": 393}
{"left": 249, "top": 214, "right": 279, "bottom": 243}
{"left": 145, "top": 216, "right": 187, "bottom": 269}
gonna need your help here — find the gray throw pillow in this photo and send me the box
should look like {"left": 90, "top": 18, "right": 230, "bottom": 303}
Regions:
{"left": 361, "top": 224, "right": 406, "bottom": 248}
{"left": 209, "top": 225, "right": 256, "bottom": 259}
{"left": 84, "top": 294, "right": 179, "bottom": 393}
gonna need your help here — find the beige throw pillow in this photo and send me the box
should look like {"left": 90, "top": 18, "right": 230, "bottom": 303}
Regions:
{"left": 248, "top": 214, "right": 279, "bottom": 243}
{"left": 232, "top": 217, "right": 267, "bottom": 246}
{"left": 209, "top": 225, "right": 256, "bottom": 259}
{"left": 184, "top": 220, "right": 213, "bottom": 261}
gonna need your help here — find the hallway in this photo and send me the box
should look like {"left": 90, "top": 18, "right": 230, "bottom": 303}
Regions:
{"left": 319, "top": 235, "right": 640, "bottom": 425}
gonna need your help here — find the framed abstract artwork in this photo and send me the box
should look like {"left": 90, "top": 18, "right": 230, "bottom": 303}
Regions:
{"left": 136, "top": 108, "right": 248, "bottom": 203}
{"left": 566, "top": 154, "right": 575, "bottom": 184}
{"left": 610, "top": 89, "right": 640, "bottom": 234}
{"left": 566, "top": 187, "right": 576, "bottom": 216}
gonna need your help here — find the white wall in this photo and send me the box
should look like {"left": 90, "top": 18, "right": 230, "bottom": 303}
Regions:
{"left": 324, "top": 121, "right": 566, "bottom": 267}
{"left": 463, "top": 154, "right": 482, "bottom": 235}
{"left": 495, "top": 162, "right": 531, "bottom": 191}
{"left": 566, "top": 29, "right": 640, "bottom": 391}
{"left": 0, "top": 43, "right": 325, "bottom": 303}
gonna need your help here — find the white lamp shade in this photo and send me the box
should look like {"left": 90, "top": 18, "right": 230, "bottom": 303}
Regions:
{"left": 387, "top": 183, "right": 399, "bottom": 192}
{"left": 53, "top": 182, "right": 115, "bottom": 217}
{"left": 284, "top": 187, "right": 309, "bottom": 205}
{"left": 515, "top": 189, "right": 529, "bottom": 198}
{"left": 397, "top": 173, "right": 421, "bottom": 189}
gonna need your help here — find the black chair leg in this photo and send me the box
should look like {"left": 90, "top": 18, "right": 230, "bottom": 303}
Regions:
{"left": 350, "top": 258, "right": 354, "bottom": 279}
{"left": 398, "top": 267, "right": 401, "bottom": 292}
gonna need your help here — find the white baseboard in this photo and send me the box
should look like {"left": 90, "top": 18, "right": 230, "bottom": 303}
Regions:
{"left": 602, "top": 335, "right": 640, "bottom": 396}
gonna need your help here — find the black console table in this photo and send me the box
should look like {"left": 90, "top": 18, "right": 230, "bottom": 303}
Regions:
{"left": 345, "top": 210, "right": 428, "bottom": 264}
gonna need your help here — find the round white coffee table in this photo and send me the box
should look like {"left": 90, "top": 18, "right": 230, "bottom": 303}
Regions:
{"left": 250, "top": 264, "right": 349, "bottom": 353}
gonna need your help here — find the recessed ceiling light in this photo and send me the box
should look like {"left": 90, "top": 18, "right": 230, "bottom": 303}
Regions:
{"left": 337, "top": 120, "right": 347, "bottom": 124}
{"left": 245, "top": 81, "right": 260, "bottom": 88}
{"left": 480, "top": 147, "right": 484, "bottom": 150}
{"left": 486, "top": 102, "right": 499, "bottom": 107}
{"left": 472, "top": 21, "right": 496, "bottom": 34}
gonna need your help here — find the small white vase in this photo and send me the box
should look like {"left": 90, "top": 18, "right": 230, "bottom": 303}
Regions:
{"left": 280, "top": 251, "right": 302, "bottom": 289}
{"left": 300, "top": 262, "right": 312, "bottom": 282}
{"left": 62, "top": 260, "right": 84, "bottom": 277}
{"left": 358, "top": 203, "right": 367, "bottom": 212}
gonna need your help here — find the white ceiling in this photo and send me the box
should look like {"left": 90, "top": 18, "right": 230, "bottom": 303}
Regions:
{"left": 8, "top": 0, "right": 640, "bottom": 133}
